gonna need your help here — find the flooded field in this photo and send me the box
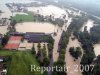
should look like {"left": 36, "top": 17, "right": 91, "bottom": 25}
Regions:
{"left": 0, "top": 4, "right": 12, "bottom": 18}
{"left": 0, "top": 26, "right": 8, "bottom": 34}
{"left": 16, "top": 22, "right": 58, "bottom": 33}
{"left": 0, "top": 0, "right": 36, "bottom": 4}
{"left": 27, "top": 5, "right": 68, "bottom": 19}
{"left": 65, "top": 35, "right": 83, "bottom": 75}
{"left": 94, "top": 44, "right": 100, "bottom": 56}
{"left": 0, "top": 0, "right": 40, "bottom": 18}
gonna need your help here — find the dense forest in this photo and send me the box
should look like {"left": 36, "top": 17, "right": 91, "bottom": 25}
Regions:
{"left": 90, "top": 25, "right": 100, "bottom": 43}
{"left": 66, "top": 13, "right": 100, "bottom": 75}
{"left": 67, "top": 16, "right": 88, "bottom": 32}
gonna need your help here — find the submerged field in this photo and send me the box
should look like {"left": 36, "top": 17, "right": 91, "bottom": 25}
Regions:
{"left": 0, "top": 50, "right": 41, "bottom": 75}
{"left": 15, "top": 22, "right": 58, "bottom": 33}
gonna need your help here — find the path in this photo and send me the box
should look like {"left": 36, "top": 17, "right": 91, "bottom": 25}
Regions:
{"left": 65, "top": 34, "right": 83, "bottom": 75}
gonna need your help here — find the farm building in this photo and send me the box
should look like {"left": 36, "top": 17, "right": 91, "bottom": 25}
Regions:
{"left": 24, "top": 32, "right": 50, "bottom": 43}
{"left": 4, "top": 36, "right": 22, "bottom": 50}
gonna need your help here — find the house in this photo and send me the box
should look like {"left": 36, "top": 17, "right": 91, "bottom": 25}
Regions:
{"left": 24, "top": 32, "right": 50, "bottom": 43}
{"left": 4, "top": 36, "right": 22, "bottom": 50}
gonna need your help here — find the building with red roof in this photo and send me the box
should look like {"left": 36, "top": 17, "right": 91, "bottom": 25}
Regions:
{"left": 4, "top": 36, "right": 22, "bottom": 50}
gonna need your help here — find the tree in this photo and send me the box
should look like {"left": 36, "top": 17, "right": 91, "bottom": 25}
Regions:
{"left": 69, "top": 47, "right": 82, "bottom": 59}
{"left": 10, "top": 20, "right": 17, "bottom": 26}
{"left": 75, "top": 47, "right": 82, "bottom": 58}
{"left": 37, "top": 43, "right": 41, "bottom": 50}
{"left": 31, "top": 44, "right": 36, "bottom": 55}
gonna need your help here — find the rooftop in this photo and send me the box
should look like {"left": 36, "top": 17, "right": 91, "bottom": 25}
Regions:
{"left": 25, "top": 32, "right": 50, "bottom": 43}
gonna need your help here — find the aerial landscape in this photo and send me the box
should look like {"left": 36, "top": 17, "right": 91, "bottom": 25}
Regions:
{"left": 0, "top": 0, "right": 100, "bottom": 75}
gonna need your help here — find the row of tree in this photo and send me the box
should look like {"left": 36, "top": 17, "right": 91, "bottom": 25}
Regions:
{"left": 77, "top": 31, "right": 95, "bottom": 75}
{"left": 31, "top": 36, "right": 54, "bottom": 75}
{"left": 53, "top": 31, "right": 70, "bottom": 75}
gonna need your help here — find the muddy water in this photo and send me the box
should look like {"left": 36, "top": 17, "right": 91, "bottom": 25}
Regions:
{"left": 27, "top": 5, "right": 68, "bottom": 19}
{"left": 16, "top": 22, "right": 58, "bottom": 33}
{"left": 94, "top": 44, "right": 100, "bottom": 56}
{"left": 52, "top": 18, "right": 72, "bottom": 62}
{"left": 0, "top": 26, "right": 8, "bottom": 34}
{"left": 52, "top": 28, "right": 62, "bottom": 62}
{"left": 0, "top": 4, "right": 12, "bottom": 18}
{"left": 65, "top": 35, "right": 83, "bottom": 75}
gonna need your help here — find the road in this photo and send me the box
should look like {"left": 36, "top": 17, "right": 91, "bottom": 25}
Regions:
{"left": 65, "top": 34, "right": 83, "bottom": 75}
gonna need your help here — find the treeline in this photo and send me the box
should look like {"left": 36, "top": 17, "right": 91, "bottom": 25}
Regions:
{"left": 53, "top": 31, "right": 70, "bottom": 75}
{"left": 75, "top": 31, "right": 95, "bottom": 75}
{"left": 67, "top": 14, "right": 96, "bottom": 75}
{"left": 68, "top": 16, "right": 88, "bottom": 32}
{"left": 31, "top": 36, "right": 54, "bottom": 75}
{"left": 34, "top": 14, "right": 65, "bottom": 27}
{"left": 90, "top": 25, "right": 100, "bottom": 44}
{"left": 89, "top": 23, "right": 100, "bottom": 75}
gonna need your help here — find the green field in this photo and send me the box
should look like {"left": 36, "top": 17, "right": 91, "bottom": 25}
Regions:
{"left": 12, "top": 12, "right": 36, "bottom": 23}
{"left": 0, "top": 50, "right": 41, "bottom": 75}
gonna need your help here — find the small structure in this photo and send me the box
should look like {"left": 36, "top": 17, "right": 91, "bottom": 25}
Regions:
{"left": 18, "top": 40, "right": 33, "bottom": 50}
{"left": 4, "top": 36, "right": 22, "bottom": 50}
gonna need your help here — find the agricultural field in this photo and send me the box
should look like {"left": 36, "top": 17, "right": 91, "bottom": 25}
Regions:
{"left": 0, "top": 50, "right": 41, "bottom": 75}
{"left": 12, "top": 12, "right": 37, "bottom": 23}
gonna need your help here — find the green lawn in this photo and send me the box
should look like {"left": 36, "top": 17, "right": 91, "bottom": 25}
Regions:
{"left": 0, "top": 50, "right": 41, "bottom": 75}
{"left": 12, "top": 12, "right": 36, "bottom": 23}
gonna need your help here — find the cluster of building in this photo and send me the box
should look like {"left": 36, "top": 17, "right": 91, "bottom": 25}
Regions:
{"left": 0, "top": 32, "right": 50, "bottom": 74}
{"left": 3, "top": 32, "right": 50, "bottom": 50}
{"left": 0, "top": 32, "right": 51, "bottom": 75}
